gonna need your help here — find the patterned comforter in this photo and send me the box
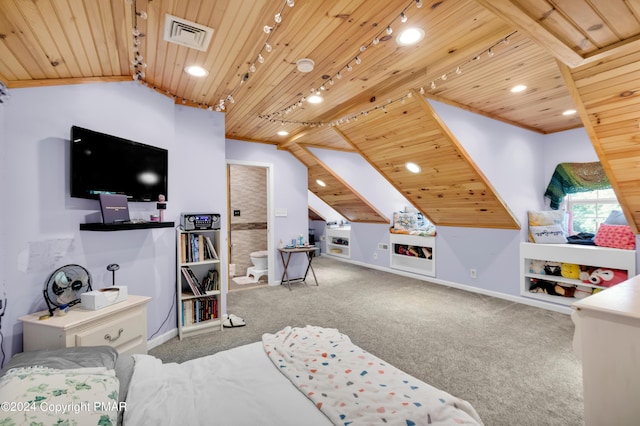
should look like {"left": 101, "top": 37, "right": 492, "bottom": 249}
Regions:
{"left": 263, "top": 326, "right": 483, "bottom": 425}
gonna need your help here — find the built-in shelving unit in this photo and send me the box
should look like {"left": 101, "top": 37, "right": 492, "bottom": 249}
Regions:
{"left": 389, "top": 234, "right": 436, "bottom": 277}
{"left": 520, "top": 242, "right": 636, "bottom": 307}
{"left": 177, "top": 229, "right": 223, "bottom": 339}
{"left": 325, "top": 227, "right": 350, "bottom": 259}
{"left": 80, "top": 221, "right": 174, "bottom": 231}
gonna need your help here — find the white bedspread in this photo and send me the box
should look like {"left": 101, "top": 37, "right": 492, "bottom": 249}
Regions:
{"left": 263, "top": 326, "right": 483, "bottom": 425}
{"left": 123, "top": 341, "right": 331, "bottom": 426}
{"left": 124, "top": 326, "right": 483, "bottom": 426}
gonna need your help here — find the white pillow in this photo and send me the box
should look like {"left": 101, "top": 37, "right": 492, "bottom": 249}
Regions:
{"left": 0, "top": 366, "right": 119, "bottom": 425}
{"left": 530, "top": 225, "right": 567, "bottom": 244}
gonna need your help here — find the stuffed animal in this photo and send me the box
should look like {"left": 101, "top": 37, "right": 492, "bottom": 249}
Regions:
{"left": 554, "top": 284, "right": 575, "bottom": 297}
{"left": 586, "top": 268, "right": 628, "bottom": 288}
{"left": 561, "top": 263, "right": 580, "bottom": 279}
{"left": 421, "top": 247, "right": 433, "bottom": 259}
{"left": 529, "top": 259, "right": 546, "bottom": 274}
{"left": 529, "top": 280, "right": 556, "bottom": 295}
{"left": 574, "top": 285, "right": 592, "bottom": 299}
{"left": 407, "top": 246, "right": 420, "bottom": 257}
{"left": 580, "top": 266, "right": 594, "bottom": 282}
{"left": 529, "top": 280, "right": 577, "bottom": 297}
{"left": 544, "top": 261, "right": 562, "bottom": 276}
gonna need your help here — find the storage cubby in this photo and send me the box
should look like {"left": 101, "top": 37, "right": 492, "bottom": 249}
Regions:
{"left": 520, "top": 242, "right": 636, "bottom": 307}
{"left": 389, "top": 234, "right": 436, "bottom": 277}
{"left": 325, "top": 228, "right": 350, "bottom": 259}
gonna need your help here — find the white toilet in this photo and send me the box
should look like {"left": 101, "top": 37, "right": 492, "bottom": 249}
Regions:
{"left": 247, "top": 250, "right": 268, "bottom": 282}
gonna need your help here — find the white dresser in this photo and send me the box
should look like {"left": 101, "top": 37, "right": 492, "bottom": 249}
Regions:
{"left": 572, "top": 276, "right": 640, "bottom": 425}
{"left": 19, "top": 295, "right": 151, "bottom": 355}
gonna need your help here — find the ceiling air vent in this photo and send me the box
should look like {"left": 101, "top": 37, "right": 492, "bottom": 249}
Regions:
{"left": 163, "top": 14, "right": 214, "bottom": 51}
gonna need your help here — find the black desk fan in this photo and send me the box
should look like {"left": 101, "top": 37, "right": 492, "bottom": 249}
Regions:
{"left": 43, "top": 264, "right": 92, "bottom": 316}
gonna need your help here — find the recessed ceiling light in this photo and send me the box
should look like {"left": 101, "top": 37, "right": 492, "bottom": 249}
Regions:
{"left": 184, "top": 65, "right": 209, "bottom": 77}
{"left": 396, "top": 28, "right": 425, "bottom": 46}
{"left": 562, "top": 109, "right": 577, "bottom": 116}
{"left": 277, "top": 130, "right": 289, "bottom": 136}
{"left": 510, "top": 84, "right": 527, "bottom": 93}
{"left": 308, "top": 95, "right": 323, "bottom": 104}
{"left": 405, "top": 162, "right": 421, "bottom": 173}
{"left": 316, "top": 179, "right": 326, "bottom": 187}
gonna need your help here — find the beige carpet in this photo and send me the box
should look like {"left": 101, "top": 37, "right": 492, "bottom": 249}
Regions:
{"left": 151, "top": 255, "right": 583, "bottom": 425}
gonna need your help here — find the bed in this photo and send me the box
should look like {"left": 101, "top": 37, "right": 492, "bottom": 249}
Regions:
{"left": 0, "top": 325, "right": 483, "bottom": 425}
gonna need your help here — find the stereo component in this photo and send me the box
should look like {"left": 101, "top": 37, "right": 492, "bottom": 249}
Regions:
{"left": 180, "top": 213, "right": 220, "bottom": 230}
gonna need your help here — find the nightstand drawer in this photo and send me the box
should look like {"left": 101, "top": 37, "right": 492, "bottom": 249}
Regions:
{"left": 75, "top": 309, "right": 146, "bottom": 354}
{"left": 19, "top": 295, "right": 151, "bottom": 355}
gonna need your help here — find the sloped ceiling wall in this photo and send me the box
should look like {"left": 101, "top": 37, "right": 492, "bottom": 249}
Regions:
{"left": 333, "top": 91, "right": 520, "bottom": 229}
{"left": 478, "top": 0, "right": 640, "bottom": 233}
{"left": 285, "top": 144, "right": 389, "bottom": 223}
{"left": 558, "top": 47, "right": 640, "bottom": 233}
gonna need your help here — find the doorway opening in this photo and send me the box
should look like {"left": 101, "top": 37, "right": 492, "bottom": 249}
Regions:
{"left": 226, "top": 161, "right": 274, "bottom": 291}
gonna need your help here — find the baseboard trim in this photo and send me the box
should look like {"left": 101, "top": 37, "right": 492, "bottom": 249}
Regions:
{"left": 147, "top": 328, "right": 178, "bottom": 350}
{"left": 320, "top": 254, "right": 572, "bottom": 315}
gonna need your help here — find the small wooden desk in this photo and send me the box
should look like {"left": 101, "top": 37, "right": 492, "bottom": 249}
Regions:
{"left": 278, "top": 246, "right": 319, "bottom": 290}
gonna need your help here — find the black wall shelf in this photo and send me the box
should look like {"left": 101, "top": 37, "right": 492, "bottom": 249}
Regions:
{"left": 80, "top": 221, "right": 175, "bottom": 231}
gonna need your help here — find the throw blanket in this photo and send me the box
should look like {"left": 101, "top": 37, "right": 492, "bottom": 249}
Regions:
{"left": 263, "top": 326, "right": 483, "bottom": 425}
{"left": 544, "top": 162, "right": 610, "bottom": 209}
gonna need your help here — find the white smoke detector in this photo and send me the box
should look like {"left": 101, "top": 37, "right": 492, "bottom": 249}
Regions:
{"left": 296, "top": 58, "right": 315, "bottom": 73}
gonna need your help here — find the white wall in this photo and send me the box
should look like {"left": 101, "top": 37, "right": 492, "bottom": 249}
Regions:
{"left": 308, "top": 148, "right": 410, "bottom": 217}
{"left": 543, "top": 127, "right": 600, "bottom": 182}
{"left": 308, "top": 191, "right": 345, "bottom": 225}
{"left": 0, "top": 82, "right": 232, "bottom": 357}
{"left": 429, "top": 100, "right": 548, "bottom": 296}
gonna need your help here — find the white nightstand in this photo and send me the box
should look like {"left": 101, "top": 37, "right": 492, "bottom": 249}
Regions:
{"left": 19, "top": 295, "right": 151, "bottom": 355}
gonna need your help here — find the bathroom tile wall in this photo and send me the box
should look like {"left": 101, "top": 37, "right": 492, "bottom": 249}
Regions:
{"left": 229, "top": 164, "right": 268, "bottom": 277}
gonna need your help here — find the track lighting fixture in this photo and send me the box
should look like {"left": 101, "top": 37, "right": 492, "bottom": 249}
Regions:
{"left": 261, "top": 2, "right": 518, "bottom": 128}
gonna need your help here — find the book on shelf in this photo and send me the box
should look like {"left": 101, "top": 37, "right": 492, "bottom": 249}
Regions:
{"left": 198, "top": 235, "right": 205, "bottom": 262}
{"left": 182, "top": 300, "right": 192, "bottom": 326}
{"left": 202, "top": 269, "right": 219, "bottom": 292}
{"left": 204, "top": 235, "right": 218, "bottom": 260}
{"left": 181, "top": 266, "right": 201, "bottom": 295}
{"left": 182, "top": 297, "right": 218, "bottom": 326}
{"left": 190, "top": 234, "right": 199, "bottom": 262}
{"left": 187, "top": 266, "right": 206, "bottom": 295}
{"left": 181, "top": 232, "right": 218, "bottom": 263}
{"left": 180, "top": 233, "right": 187, "bottom": 263}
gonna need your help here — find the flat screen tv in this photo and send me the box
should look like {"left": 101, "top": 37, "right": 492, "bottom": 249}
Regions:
{"left": 70, "top": 126, "right": 168, "bottom": 202}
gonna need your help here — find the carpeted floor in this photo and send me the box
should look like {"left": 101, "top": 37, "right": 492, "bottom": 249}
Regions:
{"left": 150, "top": 255, "right": 583, "bottom": 425}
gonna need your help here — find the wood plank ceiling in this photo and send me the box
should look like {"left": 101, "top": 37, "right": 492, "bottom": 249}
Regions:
{"left": 335, "top": 91, "right": 519, "bottom": 228}
{"left": 1, "top": 1, "right": 640, "bottom": 230}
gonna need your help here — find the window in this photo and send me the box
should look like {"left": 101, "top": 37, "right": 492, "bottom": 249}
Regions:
{"left": 567, "top": 189, "right": 620, "bottom": 234}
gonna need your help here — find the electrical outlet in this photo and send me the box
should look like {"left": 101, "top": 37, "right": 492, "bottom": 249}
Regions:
{"left": 373, "top": 252, "right": 378, "bottom": 260}
{"left": 470, "top": 269, "right": 477, "bottom": 279}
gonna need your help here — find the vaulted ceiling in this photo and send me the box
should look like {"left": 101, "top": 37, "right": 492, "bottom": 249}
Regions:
{"left": 2, "top": 1, "right": 640, "bottom": 231}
